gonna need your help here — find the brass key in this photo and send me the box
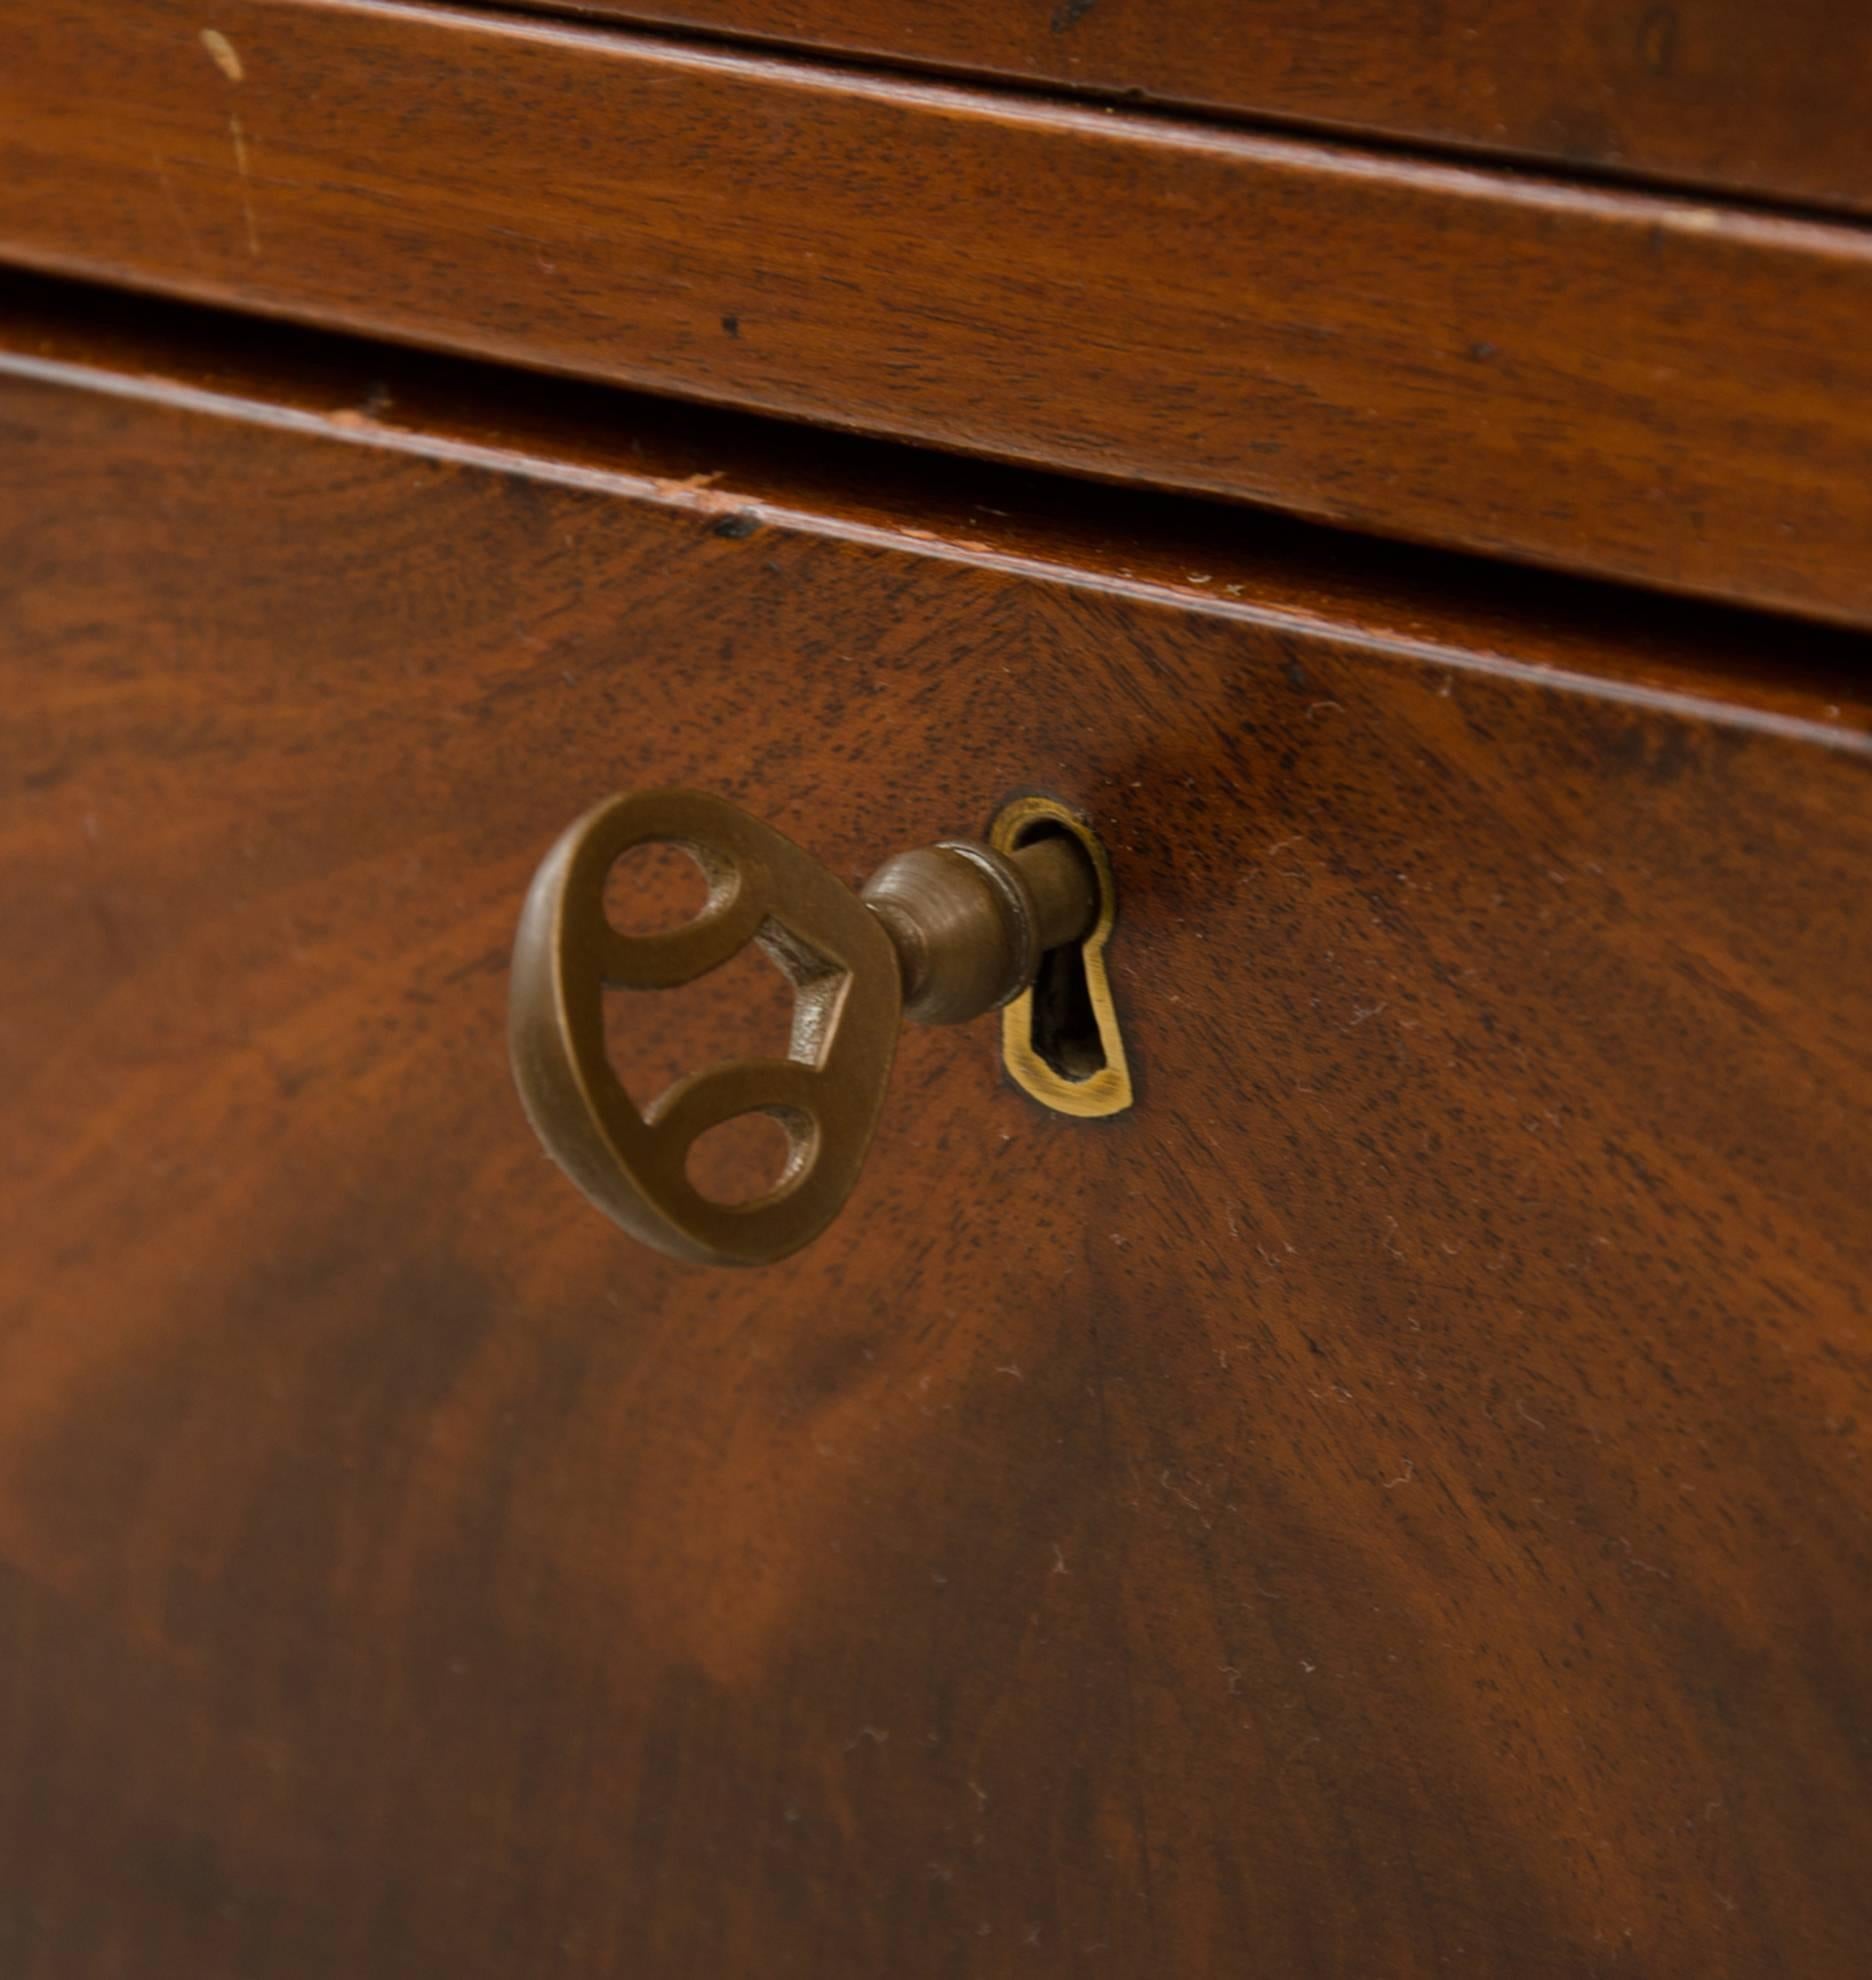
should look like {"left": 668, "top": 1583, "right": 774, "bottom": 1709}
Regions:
{"left": 509, "top": 790, "right": 1102, "bottom": 1267}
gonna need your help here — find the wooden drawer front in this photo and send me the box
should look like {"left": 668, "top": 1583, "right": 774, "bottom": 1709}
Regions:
{"left": 5, "top": 0, "right": 1872, "bottom": 628}
{"left": 544, "top": 0, "right": 1872, "bottom": 218}
{"left": 2, "top": 287, "right": 1869, "bottom": 1977}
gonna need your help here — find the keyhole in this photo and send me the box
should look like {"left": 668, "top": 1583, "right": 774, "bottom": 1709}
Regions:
{"left": 1019, "top": 822, "right": 1109, "bottom": 1082}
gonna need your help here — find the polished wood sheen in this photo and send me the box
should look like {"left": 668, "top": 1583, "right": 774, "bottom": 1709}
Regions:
{"left": 544, "top": 0, "right": 1872, "bottom": 216}
{"left": 1, "top": 282, "right": 1869, "bottom": 1976}
{"left": 5, "top": 0, "right": 1872, "bottom": 627}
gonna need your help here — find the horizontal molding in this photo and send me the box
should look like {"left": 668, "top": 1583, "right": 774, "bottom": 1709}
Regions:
{"left": 4, "top": 0, "right": 1871, "bottom": 623}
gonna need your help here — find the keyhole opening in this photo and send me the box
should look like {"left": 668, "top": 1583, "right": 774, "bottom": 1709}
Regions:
{"left": 1018, "top": 821, "right": 1108, "bottom": 1082}
{"left": 1022, "top": 823, "right": 1109, "bottom": 1085}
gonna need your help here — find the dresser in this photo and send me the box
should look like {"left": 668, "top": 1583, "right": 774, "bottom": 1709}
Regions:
{"left": 1, "top": 5, "right": 1868, "bottom": 1974}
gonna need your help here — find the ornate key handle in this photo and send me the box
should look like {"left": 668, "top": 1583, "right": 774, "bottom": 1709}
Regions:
{"left": 509, "top": 790, "right": 1098, "bottom": 1267}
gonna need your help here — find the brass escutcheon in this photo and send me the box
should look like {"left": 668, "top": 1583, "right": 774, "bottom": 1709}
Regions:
{"left": 991, "top": 796, "right": 1133, "bottom": 1120}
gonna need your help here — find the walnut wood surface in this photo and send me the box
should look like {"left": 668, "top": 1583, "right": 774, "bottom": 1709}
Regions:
{"left": 535, "top": 0, "right": 1872, "bottom": 217}
{"left": 5, "top": 1, "right": 1872, "bottom": 630}
{"left": 2, "top": 279, "right": 1870, "bottom": 1977}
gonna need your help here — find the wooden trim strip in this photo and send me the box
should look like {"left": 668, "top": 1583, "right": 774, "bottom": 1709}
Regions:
{"left": 4, "top": 0, "right": 1871, "bottom": 625}
{"left": 523, "top": 1, "right": 1872, "bottom": 221}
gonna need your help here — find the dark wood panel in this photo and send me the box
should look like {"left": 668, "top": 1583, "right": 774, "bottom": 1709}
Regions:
{"left": 540, "top": 0, "right": 1872, "bottom": 216}
{"left": 2, "top": 280, "right": 1870, "bottom": 1978}
{"left": 5, "top": 0, "right": 1872, "bottom": 628}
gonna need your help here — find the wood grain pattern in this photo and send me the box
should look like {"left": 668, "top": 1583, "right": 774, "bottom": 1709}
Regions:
{"left": 5, "top": 0, "right": 1872, "bottom": 629}
{"left": 2, "top": 277, "right": 1870, "bottom": 1977}
{"left": 537, "top": 0, "right": 1872, "bottom": 217}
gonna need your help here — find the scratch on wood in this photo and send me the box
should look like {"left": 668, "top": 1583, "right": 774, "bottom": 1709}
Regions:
{"left": 200, "top": 28, "right": 244, "bottom": 81}
{"left": 229, "top": 114, "right": 260, "bottom": 255}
